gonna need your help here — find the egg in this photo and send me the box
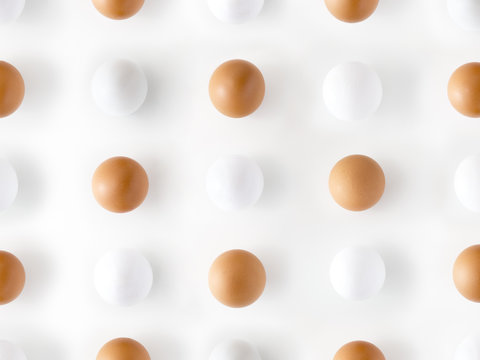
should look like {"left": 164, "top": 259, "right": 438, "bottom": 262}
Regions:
{"left": 0, "top": 0, "right": 25, "bottom": 24}
{"left": 0, "top": 250, "right": 25, "bottom": 305}
{"left": 329, "top": 154, "right": 385, "bottom": 211}
{"left": 94, "top": 248, "right": 153, "bottom": 306}
{"left": 209, "top": 339, "right": 262, "bottom": 360}
{"left": 92, "top": 0, "right": 144, "bottom": 20}
{"left": 324, "top": 0, "right": 379, "bottom": 23}
{"left": 0, "top": 158, "right": 17, "bottom": 212}
{"left": 208, "top": 249, "right": 266, "bottom": 308}
{"left": 453, "top": 245, "right": 480, "bottom": 302}
{"left": 448, "top": 63, "right": 480, "bottom": 118}
{"left": 454, "top": 154, "right": 480, "bottom": 212}
{"left": 208, "top": 0, "right": 264, "bottom": 24}
{"left": 0, "top": 61, "right": 25, "bottom": 118}
{"left": 455, "top": 334, "right": 480, "bottom": 360}
{"left": 97, "top": 338, "right": 150, "bottom": 360}
{"left": 448, "top": 0, "right": 480, "bottom": 31}
{"left": 333, "top": 341, "right": 385, "bottom": 360}
{"left": 0, "top": 340, "right": 27, "bottom": 360}
{"left": 92, "top": 59, "right": 148, "bottom": 116}
{"left": 92, "top": 156, "right": 149, "bottom": 213}
{"left": 330, "top": 247, "right": 385, "bottom": 301}
{"left": 323, "top": 62, "right": 382, "bottom": 122}
{"left": 209, "top": 59, "right": 265, "bottom": 118}
{"left": 206, "top": 155, "right": 264, "bottom": 211}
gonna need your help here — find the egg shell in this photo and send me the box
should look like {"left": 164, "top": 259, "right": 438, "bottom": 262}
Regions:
{"left": 0, "top": 340, "right": 27, "bottom": 360}
{"left": 94, "top": 248, "right": 153, "bottom": 306}
{"left": 0, "top": 250, "right": 25, "bottom": 305}
{"left": 208, "top": 0, "right": 264, "bottom": 24}
{"left": 92, "top": 156, "right": 149, "bottom": 213}
{"left": 455, "top": 334, "right": 480, "bottom": 360}
{"left": 209, "top": 59, "right": 265, "bottom": 118}
{"left": 454, "top": 154, "right": 480, "bottom": 212}
{"left": 0, "top": 0, "right": 25, "bottom": 24}
{"left": 329, "top": 154, "right": 385, "bottom": 211}
{"left": 208, "top": 249, "right": 266, "bottom": 308}
{"left": 334, "top": 341, "right": 385, "bottom": 360}
{"left": 324, "top": 0, "right": 379, "bottom": 23}
{"left": 92, "top": 0, "right": 144, "bottom": 20}
{"left": 0, "top": 61, "right": 24, "bottom": 118}
{"left": 448, "top": 0, "right": 480, "bottom": 31}
{"left": 0, "top": 158, "right": 17, "bottom": 212}
{"left": 453, "top": 245, "right": 480, "bottom": 302}
{"left": 209, "top": 339, "right": 262, "bottom": 360}
{"left": 448, "top": 63, "right": 480, "bottom": 118}
{"left": 323, "top": 62, "right": 382, "bottom": 122}
{"left": 97, "top": 338, "right": 150, "bottom": 360}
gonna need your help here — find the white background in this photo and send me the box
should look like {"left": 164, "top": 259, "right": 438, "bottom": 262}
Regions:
{"left": 0, "top": 1, "right": 480, "bottom": 360}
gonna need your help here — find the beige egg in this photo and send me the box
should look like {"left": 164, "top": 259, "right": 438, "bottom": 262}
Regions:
{"left": 448, "top": 62, "right": 480, "bottom": 118}
{"left": 0, "top": 250, "right": 25, "bottom": 305}
{"left": 453, "top": 245, "right": 480, "bottom": 302}
{"left": 92, "top": 0, "right": 144, "bottom": 20}
{"left": 325, "top": 0, "right": 379, "bottom": 23}
{"left": 97, "top": 338, "right": 150, "bottom": 360}
{"left": 333, "top": 341, "right": 385, "bottom": 360}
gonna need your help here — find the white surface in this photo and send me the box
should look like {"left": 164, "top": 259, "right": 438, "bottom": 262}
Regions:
{"left": 94, "top": 248, "right": 153, "bottom": 306}
{"left": 0, "top": 158, "right": 18, "bottom": 212}
{"left": 209, "top": 339, "right": 262, "bottom": 360}
{"left": 454, "top": 154, "right": 480, "bottom": 212}
{"left": 0, "top": 1, "right": 479, "bottom": 360}
{"left": 207, "top": 0, "right": 264, "bottom": 24}
{"left": 0, "top": 0, "right": 25, "bottom": 24}
{"left": 455, "top": 334, "right": 480, "bottom": 360}
{"left": 447, "top": 0, "right": 480, "bottom": 31}
{"left": 0, "top": 340, "right": 27, "bottom": 360}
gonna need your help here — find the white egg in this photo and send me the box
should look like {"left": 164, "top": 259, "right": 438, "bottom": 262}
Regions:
{"left": 209, "top": 339, "right": 261, "bottom": 360}
{"left": 454, "top": 154, "right": 480, "bottom": 212}
{"left": 206, "top": 155, "right": 264, "bottom": 211}
{"left": 455, "top": 334, "right": 480, "bottom": 360}
{"left": 0, "top": 159, "right": 17, "bottom": 212}
{"left": 323, "top": 62, "right": 383, "bottom": 122}
{"left": 94, "top": 248, "right": 153, "bottom": 306}
{"left": 0, "top": 0, "right": 25, "bottom": 24}
{"left": 448, "top": 0, "right": 480, "bottom": 31}
{"left": 91, "top": 59, "right": 148, "bottom": 116}
{"left": 330, "top": 247, "right": 386, "bottom": 301}
{"left": 0, "top": 340, "right": 27, "bottom": 360}
{"left": 208, "top": 0, "right": 264, "bottom": 24}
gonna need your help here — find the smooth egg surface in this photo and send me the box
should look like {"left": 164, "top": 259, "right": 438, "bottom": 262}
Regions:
{"left": 0, "top": 250, "right": 25, "bottom": 305}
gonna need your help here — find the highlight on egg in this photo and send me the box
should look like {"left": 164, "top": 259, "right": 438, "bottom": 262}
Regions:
{"left": 455, "top": 334, "right": 480, "bottom": 360}
{"left": 0, "top": 340, "right": 27, "bottom": 360}
{"left": 208, "top": 0, "right": 264, "bottom": 24}
{"left": 208, "top": 249, "right": 266, "bottom": 308}
{"left": 209, "top": 339, "right": 262, "bottom": 360}
{"left": 92, "top": 0, "right": 145, "bottom": 20}
{"left": 453, "top": 245, "right": 480, "bottom": 302}
{"left": 97, "top": 338, "right": 150, "bottom": 360}
{"left": 0, "top": 61, "right": 25, "bottom": 118}
{"left": 324, "top": 0, "right": 379, "bottom": 23}
{"left": 0, "top": 250, "right": 25, "bottom": 305}
{"left": 448, "top": 62, "right": 480, "bottom": 118}
{"left": 0, "top": 158, "right": 18, "bottom": 212}
{"left": 94, "top": 248, "right": 153, "bottom": 306}
{"left": 454, "top": 154, "right": 480, "bottom": 212}
{"left": 333, "top": 341, "right": 385, "bottom": 360}
{"left": 92, "top": 59, "right": 148, "bottom": 116}
{"left": 0, "top": 0, "right": 25, "bottom": 24}
{"left": 447, "top": 0, "right": 480, "bottom": 31}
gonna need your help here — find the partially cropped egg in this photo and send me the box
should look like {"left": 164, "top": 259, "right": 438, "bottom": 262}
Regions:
{"left": 94, "top": 248, "right": 153, "bottom": 306}
{"left": 206, "top": 155, "right": 264, "bottom": 211}
{"left": 454, "top": 154, "right": 480, "bottom": 212}
{"left": 455, "top": 334, "right": 480, "bottom": 360}
{"left": 448, "top": 63, "right": 480, "bottom": 118}
{"left": 209, "top": 339, "right": 262, "bottom": 360}
{"left": 208, "top": 249, "right": 266, "bottom": 308}
{"left": 333, "top": 341, "right": 385, "bottom": 360}
{"left": 0, "top": 340, "right": 27, "bottom": 360}
{"left": 0, "top": 250, "right": 25, "bottom": 305}
{"left": 92, "top": 59, "right": 148, "bottom": 116}
{"left": 453, "top": 245, "right": 480, "bottom": 302}
{"left": 208, "top": 0, "right": 264, "bottom": 24}
{"left": 0, "top": 0, "right": 25, "bottom": 24}
{"left": 323, "top": 62, "right": 382, "bottom": 122}
{"left": 448, "top": 0, "right": 480, "bottom": 31}
{"left": 325, "top": 0, "right": 379, "bottom": 23}
{"left": 0, "top": 61, "right": 24, "bottom": 118}
{"left": 330, "top": 247, "right": 385, "bottom": 301}
{"left": 209, "top": 59, "right": 265, "bottom": 118}
{"left": 97, "top": 338, "right": 150, "bottom": 360}
{"left": 0, "top": 158, "right": 17, "bottom": 212}
{"left": 92, "top": 0, "right": 144, "bottom": 20}
{"left": 92, "top": 156, "right": 149, "bottom": 213}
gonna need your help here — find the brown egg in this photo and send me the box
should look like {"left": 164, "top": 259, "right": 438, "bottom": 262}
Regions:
{"left": 334, "top": 341, "right": 385, "bottom": 360}
{"left": 0, "top": 250, "right": 25, "bottom": 305}
{"left": 92, "top": 0, "right": 144, "bottom": 20}
{"left": 208, "top": 249, "right": 266, "bottom": 308}
{"left": 325, "top": 0, "right": 379, "bottom": 23}
{"left": 329, "top": 154, "right": 385, "bottom": 211}
{"left": 0, "top": 61, "right": 25, "bottom": 118}
{"left": 448, "top": 62, "right": 480, "bottom": 118}
{"left": 453, "top": 245, "right": 480, "bottom": 302}
{"left": 209, "top": 59, "right": 265, "bottom": 118}
{"left": 92, "top": 156, "right": 149, "bottom": 213}
{"left": 97, "top": 338, "right": 150, "bottom": 360}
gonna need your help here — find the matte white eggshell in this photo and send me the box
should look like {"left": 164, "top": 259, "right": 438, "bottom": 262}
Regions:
{"left": 323, "top": 62, "right": 383, "bottom": 122}
{"left": 0, "top": 0, "right": 25, "bottom": 24}
{"left": 94, "top": 248, "right": 153, "bottom": 306}
{"left": 330, "top": 247, "right": 386, "bottom": 301}
{"left": 92, "top": 59, "right": 148, "bottom": 116}
{"left": 208, "top": 0, "right": 264, "bottom": 24}
{"left": 455, "top": 154, "right": 480, "bottom": 212}
{"left": 0, "top": 340, "right": 27, "bottom": 360}
{"left": 455, "top": 334, "right": 480, "bottom": 360}
{"left": 206, "top": 155, "right": 264, "bottom": 211}
{"left": 0, "top": 158, "right": 18, "bottom": 212}
{"left": 209, "top": 339, "right": 261, "bottom": 360}
{"left": 448, "top": 0, "right": 480, "bottom": 31}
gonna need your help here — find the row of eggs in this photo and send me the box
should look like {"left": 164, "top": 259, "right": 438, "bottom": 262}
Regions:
{"left": 1, "top": 0, "right": 480, "bottom": 29}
